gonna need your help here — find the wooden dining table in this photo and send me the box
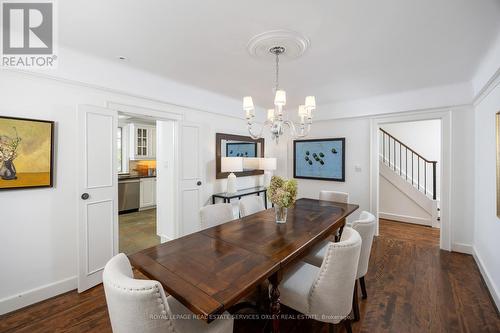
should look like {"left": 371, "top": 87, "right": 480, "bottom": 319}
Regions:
{"left": 129, "top": 198, "right": 359, "bottom": 332}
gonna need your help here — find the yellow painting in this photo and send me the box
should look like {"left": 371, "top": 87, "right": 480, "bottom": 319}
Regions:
{"left": 0, "top": 116, "right": 54, "bottom": 189}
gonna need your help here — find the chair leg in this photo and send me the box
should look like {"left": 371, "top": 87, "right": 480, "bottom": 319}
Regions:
{"left": 360, "top": 276, "right": 367, "bottom": 299}
{"left": 352, "top": 279, "right": 360, "bottom": 321}
{"left": 343, "top": 320, "right": 353, "bottom": 333}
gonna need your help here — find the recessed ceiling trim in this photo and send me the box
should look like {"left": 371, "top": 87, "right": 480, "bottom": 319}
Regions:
{"left": 247, "top": 30, "right": 310, "bottom": 62}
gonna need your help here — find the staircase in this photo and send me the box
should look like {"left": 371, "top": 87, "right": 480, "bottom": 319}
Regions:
{"left": 379, "top": 128, "right": 439, "bottom": 227}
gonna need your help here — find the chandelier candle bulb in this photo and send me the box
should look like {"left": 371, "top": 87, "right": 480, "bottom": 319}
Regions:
{"left": 243, "top": 96, "right": 254, "bottom": 110}
{"left": 274, "top": 90, "right": 286, "bottom": 106}
{"left": 267, "top": 109, "right": 275, "bottom": 121}
{"left": 305, "top": 96, "right": 316, "bottom": 110}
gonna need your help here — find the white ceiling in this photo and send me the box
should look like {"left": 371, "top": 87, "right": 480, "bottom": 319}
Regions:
{"left": 60, "top": 0, "right": 500, "bottom": 109}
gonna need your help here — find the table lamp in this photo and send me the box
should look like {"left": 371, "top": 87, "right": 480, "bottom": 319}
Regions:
{"left": 259, "top": 157, "right": 277, "bottom": 187}
{"left": 243, "top": 157, "right": 260, "bottom": 170}
{"left": 221, "top": 157, "right": 243, "bottom": 193}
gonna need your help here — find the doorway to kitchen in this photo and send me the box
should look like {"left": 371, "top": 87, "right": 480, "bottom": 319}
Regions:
{"left": 116, "top": 109, "right": 178, "bottom": 255}
{"left": 117, "top": 113, "right": 159, "bottom": 254}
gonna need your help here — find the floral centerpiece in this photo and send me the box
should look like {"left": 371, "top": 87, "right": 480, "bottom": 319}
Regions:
{"left": 268, "top": 176, "right": 297, "bottom": 223}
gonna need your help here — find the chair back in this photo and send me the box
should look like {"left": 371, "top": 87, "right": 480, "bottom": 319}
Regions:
{"left": 200, "top": 203, "right": 234, "bottom": 229}
{"left": 351, "top": 211, "right": 376, "bottom": 278}
{"left": 319, "top": 190, "right": 349, "bottom": 203}
{"left": 103, "top": 253, "right": 175, "bottom": 333}
{"left": 308, "top": 227, "right": 361, "bottom": 322}
{"left": 239, "top": 196, "right": 265, "bottom": 217}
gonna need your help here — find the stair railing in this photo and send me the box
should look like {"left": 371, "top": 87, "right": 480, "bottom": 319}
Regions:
{"left": 379, "top": 128, "right": 437, "bottom": 200}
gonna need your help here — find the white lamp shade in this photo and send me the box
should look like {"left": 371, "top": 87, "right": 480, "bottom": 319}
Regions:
{"left": 243, "top": 96, "right": 254, "bottom": 110}
{"left": 274, "top": 90, "right": 286, "bottom": 106}
{"left": 259, "top": 157, "right": 277, "bottom": 171}
{"left": 305, "top": 96, "right": 316, "bottom": 110}
{"left": 221, "top": 157, "right": 243, "bottom": 173}
{"left": 243, "top": 157, "right": 260, "bottom": 170}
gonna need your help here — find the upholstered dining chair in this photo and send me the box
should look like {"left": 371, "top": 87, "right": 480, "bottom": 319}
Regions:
{"left": 238, "top": 196, "right": 265, "bottom": 217}
{"left": 319, "top": 190, "right": 349, "bottom": 240}
{"left": 103, "top": 253, "right": 234, "bottom": 333}
{"left": 304, "top": 211, "right": 377, "bottom": 321}
{"left": 279, "top": 228, "right": 362, "bottom": 333}
{"left": 319, "top": 190, "right": 349, "bottom": 203}
{"left": 200, "top": 203, "right": 234, "bottom": 230}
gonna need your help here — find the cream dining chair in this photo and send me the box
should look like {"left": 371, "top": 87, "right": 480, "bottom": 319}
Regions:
{"left": 319, "top": 190, "right": 349, "bottom": 203}
{"left": 279, "top": 227, "right": 362, "bottom": 333}
{"left": 304, "top": 211, "right": 377, "bottom": 321}
{"left": 238, "top": 196, "right": 265, "bottom": 217}
{"left": 103, "top": 253, "right": 234, "bottom": 333}
{"left": 199, "top": 203, "right": 234, "bottom": 230}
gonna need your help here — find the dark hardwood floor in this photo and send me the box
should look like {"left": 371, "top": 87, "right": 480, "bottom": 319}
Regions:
{"left": 1, "top": 219, "right": 499, "bottom": 333}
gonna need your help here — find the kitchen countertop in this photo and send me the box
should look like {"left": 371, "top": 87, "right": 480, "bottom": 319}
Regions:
{"left": 118, "top": 174, "right": 156, "bottom": 181}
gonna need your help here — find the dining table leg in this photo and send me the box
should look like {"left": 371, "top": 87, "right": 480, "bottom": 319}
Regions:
{"left": 269, "top": 272, "right": 282, "bottom": 333}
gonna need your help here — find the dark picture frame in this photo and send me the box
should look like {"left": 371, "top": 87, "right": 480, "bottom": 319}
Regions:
{"left": 0, "top": 115, "right": 55, "bottom": 190}
{"left": 216, "top": 133, "right": 264, "bottom": 179}
{"left": 293, "top": 138, "right": 345, "bottom": 182}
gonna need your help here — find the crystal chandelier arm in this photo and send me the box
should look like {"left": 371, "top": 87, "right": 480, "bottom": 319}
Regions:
{"left": 247, "top": 119, "right": 272, "bottom": 139}
{"left": 283, "top": 120, "right": 311, "bottom": 138}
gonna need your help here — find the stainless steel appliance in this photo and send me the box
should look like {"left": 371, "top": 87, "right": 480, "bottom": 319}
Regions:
{"left": 118, "top": 178, "right": 140, "bottom": 213}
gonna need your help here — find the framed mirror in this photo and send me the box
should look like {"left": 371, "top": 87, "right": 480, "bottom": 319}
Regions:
{"left": 216, "top": 133, "right": 264, "bottom": 179}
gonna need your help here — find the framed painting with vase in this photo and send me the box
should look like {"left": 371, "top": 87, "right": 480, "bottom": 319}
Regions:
{"left": 0, "top": 116, "right": 54, "bottom": 190}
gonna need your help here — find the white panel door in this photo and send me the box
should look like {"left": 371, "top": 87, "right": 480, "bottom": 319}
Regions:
{"left": 180, "top": 123, "right": 203, "bottom": 236}
{"left": 78, "top": 105, "right": 118, "bottom": 292}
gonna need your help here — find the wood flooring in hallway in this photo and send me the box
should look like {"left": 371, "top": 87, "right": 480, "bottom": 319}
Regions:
{"left": 1, "top": 219, "right": 499, "bottom": 333}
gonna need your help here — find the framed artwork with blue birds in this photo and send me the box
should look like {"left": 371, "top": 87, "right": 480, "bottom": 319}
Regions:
{"left": 293, "top": 138, "right": 345, "bottom": 181}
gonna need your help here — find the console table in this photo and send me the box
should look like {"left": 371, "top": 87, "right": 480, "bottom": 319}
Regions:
{"left": 212, "top": 186, "right": 269, "bottom": 209}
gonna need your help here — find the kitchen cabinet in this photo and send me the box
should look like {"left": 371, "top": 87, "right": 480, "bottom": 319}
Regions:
{"left": 129, "top": 124, "right": 156, "bottom": 160}
{"left": 140, "top": 177, "right": 156, "bottom": 209}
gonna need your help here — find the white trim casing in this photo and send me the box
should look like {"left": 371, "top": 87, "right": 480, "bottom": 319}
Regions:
{"left": 370, "top": 109, "right": 452, "bottom": 250}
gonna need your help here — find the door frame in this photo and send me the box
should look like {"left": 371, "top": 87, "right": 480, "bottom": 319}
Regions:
{"left": 107, "top": 102, "right": 183, "bottom": 241}
{"left": 370, "top": 109, "right": 452, "bottom": 251}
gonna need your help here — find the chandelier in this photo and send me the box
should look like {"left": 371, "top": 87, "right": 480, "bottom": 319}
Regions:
{"left": 243, "top": 46, "right": 315, "bottom": 143}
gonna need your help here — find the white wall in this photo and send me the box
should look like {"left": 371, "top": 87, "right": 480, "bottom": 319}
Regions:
{"left": 0, "top": 69, "right": 273, "bottom": 314}
{"left": 473, "top": 81, "right": 500, "bottom": 309}
{"left": 284, "top": 117, "right": 371, "bottom": 222}
{"left": 381, "top": 120, "right": 441, "bottom": 163}
{"left": 379, "top": 175, "right": 431, "bottom": 224}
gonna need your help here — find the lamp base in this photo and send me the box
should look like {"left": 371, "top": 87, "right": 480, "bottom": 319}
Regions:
{"left": 227, "top": 172, "right": 237, "bottom": 194}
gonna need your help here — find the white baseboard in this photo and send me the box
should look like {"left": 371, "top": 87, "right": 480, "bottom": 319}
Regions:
{"left": 451, "top": 242, "right": 473, "bottom": 255}
{"left": 0, "top": 276, "right": 77, "bottom": 315}
{"left": 159, "top": 234, "right": 173, "bottom": 243}
{"left": 379, "top": 212, "right": 432, "bottom": 226}
{"left": 472, "top": 247, "right": 500, "bottom": 312}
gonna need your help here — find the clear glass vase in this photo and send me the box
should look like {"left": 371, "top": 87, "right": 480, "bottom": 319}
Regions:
{"left": 274, "top": 206, "right": 288, "bottom": 224}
